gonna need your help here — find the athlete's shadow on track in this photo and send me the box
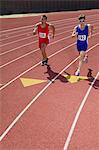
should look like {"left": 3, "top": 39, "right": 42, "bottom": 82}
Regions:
{"left": 44, "top": 65, "right": 68, "bottom": 83}
{"left": 87, "top": 68, "right": 99, "bottom": 89}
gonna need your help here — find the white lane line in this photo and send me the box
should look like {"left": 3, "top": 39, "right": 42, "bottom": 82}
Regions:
{"left": 0, "top": 17, "right": 76, "bottom": 34}
{"left": 0, "top": 42, "right": 98, "bottom": 92}
{"left": 0, "top": 17, "right": 99, "bottom": 43}
{"left": 0, "top": 27, "right": 33, "bottom": 39}
{"left": 0, "top": 21, "right": 76, "bottom": 43}
{"left": 0, "top": 15, "right": 98, "bottom": 40}
{"left": 0, "top": 31, "right": 99, "bottom": 69}
{"left": 0, "top": 21, "right": 75, "bottom": 47}
{"left": 0, "top": 27, "right": 72, "bottom": 56}
{"left": 0, "top": 34, "right": 72, "bottom": 68}
{"left": 63, "top": 71, "right": 99, "bottom": 150}
{"left": 0, "top": 21, "right": 99, "bottom": 57}
{"left": 0, "top": 40, "right": 37, "bottom": 56}
{"left": 0, "top": 23, "right": 99, "bottom": 57}
{"left": 0, "top": 20, "right": 77, "bottom": 40}
{"left": 0, "top": 13, "right": 99, "bottom": 34}
{"left": 0, "top": 43, "right": 98, "bottom": 141}
{"left": 0, "top": 35, "right": 34, "bottom": 47}
{"left": 0, "top": 42, "right": 75, "bottom": 91}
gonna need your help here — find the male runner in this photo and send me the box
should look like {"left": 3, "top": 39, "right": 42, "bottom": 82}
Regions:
{"left": 72, "top": 14, "right": 93, "bottom": 76}
{"left": 33, "top": 15, "right": 55, "bottom": 65}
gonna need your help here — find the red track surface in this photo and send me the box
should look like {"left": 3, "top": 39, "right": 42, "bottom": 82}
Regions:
{"left": 0, "top": 10, "right": 99, "bottom": 150}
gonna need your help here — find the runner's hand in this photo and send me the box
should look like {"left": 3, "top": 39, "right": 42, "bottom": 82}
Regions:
{"left": 33, "top": 31, "right": 36, "bottom": 35}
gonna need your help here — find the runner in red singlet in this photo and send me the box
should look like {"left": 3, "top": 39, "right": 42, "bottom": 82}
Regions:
{"left": 33, "top": 15, "right": 55, "bottom": 65}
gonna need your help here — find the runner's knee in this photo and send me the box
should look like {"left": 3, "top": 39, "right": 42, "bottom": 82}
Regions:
{"left": 79, "top": 52, "right": 85, "bottom": 61}
{"left": 40, "top": 43, "right": 46, "bottom": 50}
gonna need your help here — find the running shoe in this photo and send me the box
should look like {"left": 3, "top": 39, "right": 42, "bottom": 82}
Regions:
{"left": 75, "top": 70, "right": 80, "bottom": 76}
{"left": 41, "top": 58, "right": 48, "bottom": 66}
{"left": 43, "top": 58, "right": 48, "bottom": 65}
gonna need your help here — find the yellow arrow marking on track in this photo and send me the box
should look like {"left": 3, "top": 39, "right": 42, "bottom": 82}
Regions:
{"left": 63, "top": 75, "right": 88, "bottom": 83}
{"left": 20, "top": 78, "right": 47, "bottom": 87}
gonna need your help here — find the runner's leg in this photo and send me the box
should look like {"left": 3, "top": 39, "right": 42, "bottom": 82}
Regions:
{"left": 40, "top": 43, "right": 48, "bottom": 65}
{"left": 40, "top": 43, "right": 47, "bottom": 60}
{"left": 75, "top": 51, "right": 86, "bottom": 76}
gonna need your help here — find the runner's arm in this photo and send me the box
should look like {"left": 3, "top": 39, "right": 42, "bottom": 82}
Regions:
{"left": 33, "top": 24, "right": 38, "bottom": 35}
{"left": 88, "top": 24, "right": 93, "bottom": 38}
{"left": 49, "top": 24, "right": 55, "bottom": 38}
{"left": 72, "top": 26, "right": 77, "bottom": 37}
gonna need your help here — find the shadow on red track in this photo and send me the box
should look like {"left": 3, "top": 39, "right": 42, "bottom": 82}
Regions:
{"left": 87, "top": 68, "right": 99, "bottom": 89}
{"left": 44, "top": 66, "right": 99, "bottom": 89}
{"left": 44, "top": 65, "right": 68, "bottom": 83}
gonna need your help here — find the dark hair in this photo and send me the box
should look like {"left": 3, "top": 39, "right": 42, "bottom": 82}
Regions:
{"left": 42, "top": 15, "right": 47, "bottom": 20}
{"left": 78, "top": 14, "right": 85, "bottom": 20}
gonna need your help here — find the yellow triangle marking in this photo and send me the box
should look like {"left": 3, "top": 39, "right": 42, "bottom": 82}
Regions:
{"left": 20, "top": 78, "right": 47, "bottom": 87}
{"left": 63, "top": 75, "right": 88, "bottom": 83}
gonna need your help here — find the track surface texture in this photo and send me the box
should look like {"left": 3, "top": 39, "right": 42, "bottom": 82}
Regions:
{"left": 0, "top": 10, "right": 99, "bottom": 150}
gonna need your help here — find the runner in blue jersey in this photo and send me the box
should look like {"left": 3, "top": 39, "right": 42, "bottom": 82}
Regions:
{"left": 72, "top": 14, "right": 93, "bottom": 76}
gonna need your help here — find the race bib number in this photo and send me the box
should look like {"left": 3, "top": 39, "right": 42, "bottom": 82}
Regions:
{"left": 78, "top": 35, "right": 86, "bottom": 41}
{"left": 39, "top": 32, "right": 46, "bottom": 38}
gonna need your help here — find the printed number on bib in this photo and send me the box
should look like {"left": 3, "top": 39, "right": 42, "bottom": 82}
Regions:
{"left": 39, "top": 32, "right": 46, "bottom": 38}
{"left": 78, "top": 35, "right": 86, "bottom": 41}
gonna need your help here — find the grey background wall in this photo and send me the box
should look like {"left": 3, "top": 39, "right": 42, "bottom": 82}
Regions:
{"left": 0, "top": 0, "right": 99, "bottom": 15}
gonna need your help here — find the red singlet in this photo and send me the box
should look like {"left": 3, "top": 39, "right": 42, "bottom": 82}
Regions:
{"left": 38, "top": 23, "right": 49, "bottom": 48}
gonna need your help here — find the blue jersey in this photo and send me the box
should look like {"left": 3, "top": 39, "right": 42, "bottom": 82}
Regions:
{"left": 76, "top": 24, "right": 89, "bottom": 51}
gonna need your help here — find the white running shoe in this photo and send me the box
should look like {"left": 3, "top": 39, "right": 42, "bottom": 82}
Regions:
{"left": 75, "top": 70, "right": 80, "bottom": 76}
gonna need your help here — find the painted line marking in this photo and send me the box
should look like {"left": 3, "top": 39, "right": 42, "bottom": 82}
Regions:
{"left": 63, "top": 72, "right": 99, "bottom": 150}
{"left": 0, "top": 52, "right": 83, "bottom": 141}
{"left": 0, "top": 33, "right": 72, "bottom": 68}
{"left": 0, "top": 28, "right": 71, "bottom": 56}
{"left": 0, "top": 10, "right": 99, "bottom": 144}
{"left": 0, "top": 16, "right": 77, "bottom": 34}
{"left": 0, "top": 13, "right": 99, "bottom": 34}
{"left": 0, "top": 19, "right": 99, "bottom": 44}
{"left": 0, "top": 42, "right": 75, "bottom": 90}
{"left": 0, "top": 31, "right": 99, "bottom": 69}
{"left": 20, "top": 78, "right": 47, "bottom": 87}
{"left": 1, "top": 22, "right": 99, "bottom": 56}
{"left": 63, "top": 74, "right": 88, "bottom": 83}
{"left": 0, "top": 21, "right": 76, "bottom": 43}
{"left": 0, "top": 42, "right": 99, "bottom": 91}
{"left": 0, "top": 23, "right": 75, "bottom": 56}
{"left": 0, "top": 22, "right": 74, "bottom": 48}
{"left": 0, "top": 44, "right": 98, "bottom": 141}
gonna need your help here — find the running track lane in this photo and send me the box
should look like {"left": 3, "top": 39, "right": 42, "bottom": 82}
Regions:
{"left": 0, "top": 18, "right": 99, "bottom": 54}
{"left": 0, "top": 43, "right": 99, "bottom": 150}
{"left": 0, "top": 18, "right": 98, "bottom": 45}
{"left": 0, "top": 10, "right": 99, "bottom": 30}
{"left": 63, "top": 72, "right": 99, "bottom": 150}
{"left": 0, "top": 30, "right": 99, "bottom": 85}
{"left": 0, "top": 16, "right": 98, "bottom": 82}
{"left": 0, "top": 9, "right": 98, "bottom": 149}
